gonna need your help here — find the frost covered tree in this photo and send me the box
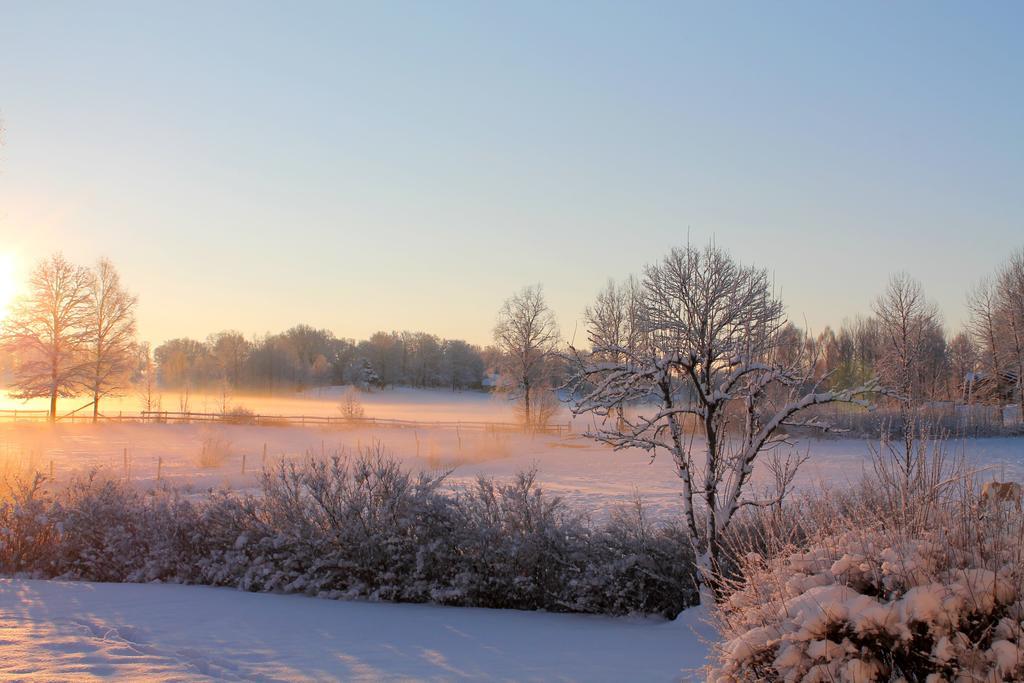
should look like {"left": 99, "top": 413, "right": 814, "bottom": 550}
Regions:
{"left": 873, "top": 272, "right": 943, "bottom": 405}
{"left": 584, "top": 277, "right": 643, "bottom": 357}
{"left": 345, "top": 357, "right": 380, "bottom": 390}
{"left": 208, "top": 330, "right": 250, "bottom": 389}
{"left": 995, "top": 248, "right": 1024, "bottom": 418}
{"left": 135, "top": 342, "right": 161, "bottom": 413}
{"left": 493, "top": 284, "right": 561, "bottom": 426}
{"left": 584, "top": 277, "right": 644, "bottom": 426}
{"left": 967, "top": 277, "right": 1004, "bottom": 401}
{"left": 358, "top": 332, "right": 404, "bottom": 387}
{"left": 872, "top": 273, "right": 948, "bottom": 487}
{"left": 946, "top": 331, "right": 976, "bottom": 402}
{"left": 0, "top": 253, "right": 92, "bottom": 421}
{"left": 81, "top": 258, "right": 138, "bottom": 422}
{"left": 405, "top": 332, "right": 443, "bottom": 387}
{"left": 441, "top": 339, "right": 485, "bottom": 390}
{"left": 568, "top": 244, "right": 877, "bottom": 600}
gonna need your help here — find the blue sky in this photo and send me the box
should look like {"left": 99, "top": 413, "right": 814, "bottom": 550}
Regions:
{"left": 1, "top": 1, "right": 1021, "bottom": 346}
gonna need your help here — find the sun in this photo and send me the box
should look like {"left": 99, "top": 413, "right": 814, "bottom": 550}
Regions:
{"left": 0, "top": 253, "right": 16, "bottom": 322}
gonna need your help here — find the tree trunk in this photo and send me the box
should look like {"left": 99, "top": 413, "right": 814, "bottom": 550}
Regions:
{"left": 694, "top": 551, "right": 715, "bottom": 606}
{"left": 704, "top": 416, "right": 726, "bottom": 603}
{"left": 49, "top": 390, "right": 57, "bottom": 423}
{"left": 523, "top": 378, "right": 531, "bottom": 426}
{"left": 93, "top": 392, "right": 100, "bottom": 423}
{"left": 707, "top": 537, "right": 728, "bottom": 604}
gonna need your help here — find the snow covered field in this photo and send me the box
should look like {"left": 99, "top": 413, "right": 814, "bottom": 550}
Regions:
{"left": 0, "top": 579, "right": 713, "bottom": 681}
{"left": 1, "top": 391, "right": 1021, "bottom": 521}
{"left": 1, "top": 388, "right": 1022, "bottom": 680}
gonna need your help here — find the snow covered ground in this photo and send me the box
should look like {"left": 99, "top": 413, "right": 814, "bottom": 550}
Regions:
{"left": 1, "top": 388, "right": 1022, "bottom": 680}
{"left": 1, "top": 411, "right": 1021, "bottom": 522}
{"left": 0, "top": 579, "right": 714, "bottom": 681}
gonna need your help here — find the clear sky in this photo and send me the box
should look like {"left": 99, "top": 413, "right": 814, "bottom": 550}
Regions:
{"left": 1, "top": 1, "right": 1021, "bottom": 347}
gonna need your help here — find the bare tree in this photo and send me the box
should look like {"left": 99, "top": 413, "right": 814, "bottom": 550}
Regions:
{"left": 967, "top": 277, "right": 1004, "bottom": 402}
{"left": 584, "top": 277, "right": 643, "bottom": 356}
{"left": 995, "top": 249, "right": 1024, "bottom": 419}
{"left": 872, "top": 272, "right": 943, "bottom": 485}
{"left": 773, "top": 322, "right": 806, "bottom": 370}
{"left": 136, "top": 341, "right": 161, "bottom": 413}
{"left": 873, "top": 272, "right": 942, "bottom": 406}
{"left": 81, "top": 258, "right": 138, "bottom": 422}
{"left": 946, "top": 331, "right": 976, "bottom": 403}
{"left": 440, "top": 339, "right": 485, "bottom": 390}
{"left": 584, "top": 277, "right": 643, "bottom": 427}
{"left": 493, "top": 284, "right": 561, "bottom": 426}
{"left": 0, "top": 254, "right": 92, "bottom": 421}
{"left": 208, "top": 330, "right": 250, "bottom": 388}
{"left": 568, "top": 244, "right": 877, "bottom": 600}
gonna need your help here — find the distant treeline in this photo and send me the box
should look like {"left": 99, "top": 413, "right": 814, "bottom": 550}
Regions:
{"left": 150, "top": 326, "right": 494, "bottom": 393}
{"left": 4, "top": 246, "right": 1022, "bottom": 420}
{"left": 786, "top": 252, "right": 1023, "bottom": 407}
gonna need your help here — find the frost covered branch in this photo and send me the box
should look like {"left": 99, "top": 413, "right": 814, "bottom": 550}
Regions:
{"left": 567, "top": 243, "right": 882, "bottom": 601}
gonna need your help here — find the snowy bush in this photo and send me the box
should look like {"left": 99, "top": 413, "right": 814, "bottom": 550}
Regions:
{"left": 569, "top": 497, "right": 698, "bottom": 617}
{"left": 222, "top": 405, "right": 256, "bottom": 425}
{"left": 447, "top": 469, "right": 593, "bottom": 610}
{"left": 197, "top": 433, "right": 232, "bottom": 468}
{"left": 0, "top": 450, "right": 699, "bottom": 617}
{"left": 0, "top": 475, "right": 58, "bottom": 574}
{"left": 710, "top": 483, "right": 1024, "bottom": 681}
{"left": 235, "top": 452, "right": 456, "bottom": 599}
{"left": 51, "top": 475, "right": 210, "bottom": 583}
{"left": 338, "top": 388, "right": 365, "bottom": 421}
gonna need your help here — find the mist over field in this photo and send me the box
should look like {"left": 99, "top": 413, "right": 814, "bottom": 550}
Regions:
{"left": 0, "top": 386, "right": 522, "bottom": 422}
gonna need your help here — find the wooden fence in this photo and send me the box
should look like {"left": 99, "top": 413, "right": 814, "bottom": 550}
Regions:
{"left": 0, "top": 409, "right": 50, "bottom": 423}
{"left": 0, "top": 408, "right": 574, "bottom": 436}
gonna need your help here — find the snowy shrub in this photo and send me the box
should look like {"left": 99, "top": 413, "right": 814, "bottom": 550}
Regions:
{"left": 710, "top": 481, "right": 1024, "bottom": 682}
{"left": 572, "top": 498, "right": 699, "bottom": 618}
{"left": 448, "top": 469, "right": 590, "bottom": 610}
{"left": 338, "top": 388, "right": 366, "bottom": 421}
{"left": 222, "top": 405, "right": 256, "bottom": 425}
{"left": 197, "top": 433, "right": 232, "bottom": 468}
{"left": 52, "top": 474, "right": 148, "bottom": 581}
{"left": 0, "top": 450, "right": 699, "bottom": 618}
{"left": 0, "top": 475, "right": 59, "bottom": 574}
{"left": 243, "top": 450, "right": 456, "bottom": 599}
{"left": 232, "top": 455, "right": 699, "bottom": 614}
{"left": 513, "top": 388, "right": 560, "bottom": 429}
{"left": 52, "top": 476, "right": 209, "bottom": 583}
